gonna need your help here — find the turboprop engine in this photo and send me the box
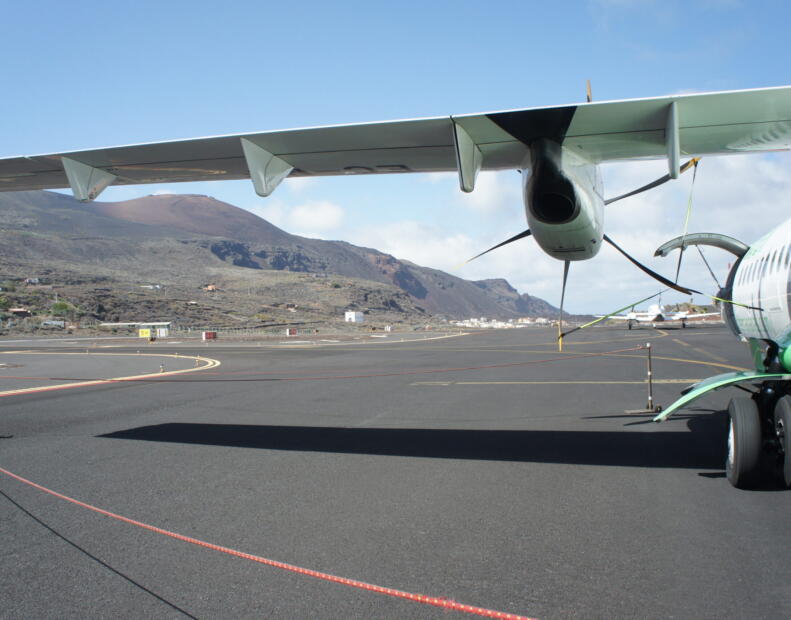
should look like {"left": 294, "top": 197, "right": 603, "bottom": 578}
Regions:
{"left": 523, "top": 139, "right": 604, "bottom": 261}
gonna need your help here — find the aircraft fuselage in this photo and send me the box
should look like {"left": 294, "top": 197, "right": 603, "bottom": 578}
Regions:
{"left": 730, "top": 217, "right": 791, "bottom": 359}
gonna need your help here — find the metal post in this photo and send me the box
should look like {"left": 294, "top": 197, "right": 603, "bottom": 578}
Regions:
{"left": 646, "top": 342, "right": 654, "bottom": 412}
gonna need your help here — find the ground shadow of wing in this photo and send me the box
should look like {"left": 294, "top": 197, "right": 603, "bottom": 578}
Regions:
{"left": 100, "top": 415, "right": 728, "bottom": 470}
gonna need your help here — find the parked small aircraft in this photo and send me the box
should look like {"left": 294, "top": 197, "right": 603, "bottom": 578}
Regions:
{"left": 604, "top": 302, "right": 720, "bottom": 329}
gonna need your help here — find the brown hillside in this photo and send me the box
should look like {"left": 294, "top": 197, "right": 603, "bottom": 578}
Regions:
{"left": 90, "top": 194, "right": 292, "bottom": 245}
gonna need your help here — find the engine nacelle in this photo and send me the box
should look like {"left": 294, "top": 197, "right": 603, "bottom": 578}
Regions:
{"left": 523, "top": 139, "right": 604, "bottom": 261}
{"left": 526, "top": 139, "right": 580, "bottom": 225}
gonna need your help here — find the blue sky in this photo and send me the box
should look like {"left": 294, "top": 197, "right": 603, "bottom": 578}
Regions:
{"left": 2, "top": 1, "right": 790, "bottom": 313}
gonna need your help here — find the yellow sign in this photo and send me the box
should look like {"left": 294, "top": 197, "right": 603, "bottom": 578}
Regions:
{"left": 138, "top": 328, "right": 151, "bottom": 338}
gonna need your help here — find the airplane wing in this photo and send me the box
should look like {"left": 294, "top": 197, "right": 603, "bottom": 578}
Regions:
{"left": 1, "top": 85, "right": 789, "bottom": 199}
{"left": 668, "top": 311, "right": 721, "bottom": 320}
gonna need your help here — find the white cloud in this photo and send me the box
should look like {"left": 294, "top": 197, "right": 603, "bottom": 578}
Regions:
{"left": 246, "top": 198, "right": 287, "bottom": 228}
{"left": 246, "top": 198, "right": 345, "bottom": 238}
{"left": 348, "top": 221, "right": 478, "bottom": 272}
{"left": 283, "top": 176, "right": 319, "bottom": 194}
{"left": 289, "top": 200, "right": 345, "bottom": 235}
{"left": 458, "top": 171, "right": 522, "bottom": 213}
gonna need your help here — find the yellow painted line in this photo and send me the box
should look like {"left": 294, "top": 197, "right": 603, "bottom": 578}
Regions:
{"left": 606, "top": 352, "right": 747, "bottom": 372}
{"left": 691, "top": 346, "right": 728, "bottom": 363}
{"left": 413, "top": 381, "right": 454, "bottom": 386}
{"left": 0, "top": 352, "right": 221, "bottom": 398}
{"left": 411, "top": 379, "right": 701, "bottom": 386}
{"left": 672, "top": 338, "right": 690, "bottom": 347}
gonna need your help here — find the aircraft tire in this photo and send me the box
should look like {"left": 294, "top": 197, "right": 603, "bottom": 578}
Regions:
{"left": 773, "top": 396, "right": 791, "bottom": 488}
{"left": 726, "top": 397, "right": 762, "bottom": 489}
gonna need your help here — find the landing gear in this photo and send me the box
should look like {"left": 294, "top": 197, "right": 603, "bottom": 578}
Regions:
{"left": 627, "top": 320, "right": 633, "bottom": 330}
{"left": 726, "top": 398, "right": 762, "bottom": 488}
{"left": 773, "top": 396, "right": 791, "bottom": 488}
{"left": 724, "top": 386, "right": 791, "bottom": 489}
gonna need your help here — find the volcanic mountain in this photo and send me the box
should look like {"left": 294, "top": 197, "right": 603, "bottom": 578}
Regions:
{"left": 0, "top": 191, "right": 559, "bottom": 319}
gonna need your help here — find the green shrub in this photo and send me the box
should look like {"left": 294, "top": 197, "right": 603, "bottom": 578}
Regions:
{"left": 51, "top": 301, "right": 73, "bottom": 316}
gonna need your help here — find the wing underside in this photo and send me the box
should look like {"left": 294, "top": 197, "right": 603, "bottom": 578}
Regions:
{"left": 1, "top": 86, "right": 789, "bottom": 196}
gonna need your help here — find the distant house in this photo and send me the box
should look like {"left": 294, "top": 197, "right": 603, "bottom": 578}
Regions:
{"left": 345, "top": 311, "right": 364, "bottom": 323}
{"left": 203, "top": 284, "right": 218, "bottom": 292}
{"left": 9, "top": 307, "right": 31, "bottom": 317}
{"left": 24, "top": 277, "right": 40, "bottom": 285}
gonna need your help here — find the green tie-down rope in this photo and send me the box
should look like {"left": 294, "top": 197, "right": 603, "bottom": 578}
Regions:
{"left": 559, "top": 290, "right": 665, "bottom": 340}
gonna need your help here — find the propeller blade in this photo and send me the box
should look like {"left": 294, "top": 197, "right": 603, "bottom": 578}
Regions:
{"left": 558, "top": 260, "right": 570, "bottom": 352}
{"left": 463, "top": 229, "right": 532, "bottom": 264}
{"left": 604, "top": 158, "right": 700, "bottom": 205}
{"left": 586, "top": 80, "right": 592, "bottom": 103}
{"left": 603, "top": 234, "right": 701, "bottom": 296}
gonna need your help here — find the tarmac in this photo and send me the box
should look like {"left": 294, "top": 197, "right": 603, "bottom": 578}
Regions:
{"left": 1, "top": 325, "right": 790, "bottom": 619}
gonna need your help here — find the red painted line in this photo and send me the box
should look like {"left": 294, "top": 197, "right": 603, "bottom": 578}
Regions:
{"left": 1, "top": 467, "right": 536, "bottom": 619}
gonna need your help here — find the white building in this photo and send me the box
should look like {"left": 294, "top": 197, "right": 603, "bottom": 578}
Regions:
{"left": 344, "top": 311, "right": 364, "bottom": 323}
